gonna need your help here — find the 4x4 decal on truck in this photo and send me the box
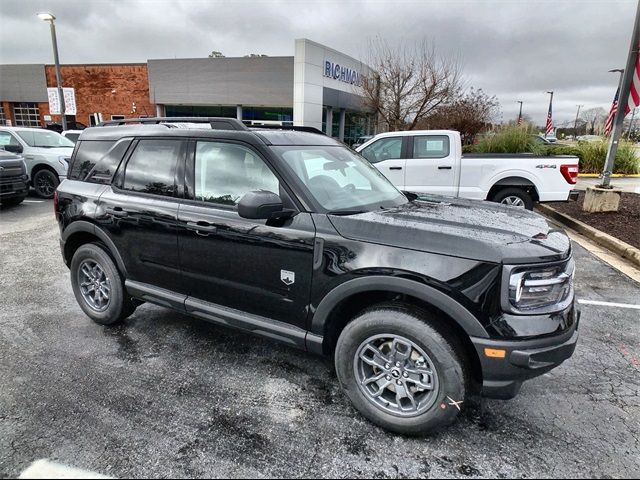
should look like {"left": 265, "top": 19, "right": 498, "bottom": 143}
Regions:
{"left": 281, "top": 270, "right": 295, "bottom": 286}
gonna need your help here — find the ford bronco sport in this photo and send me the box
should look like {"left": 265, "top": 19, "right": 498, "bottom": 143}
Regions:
{"left": 56, "top": 117, "right": 579, "bottom": 435}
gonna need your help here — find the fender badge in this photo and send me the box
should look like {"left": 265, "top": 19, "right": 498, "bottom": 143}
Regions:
{"left": 281, "top": 270, "right": 295, "bottom": 286}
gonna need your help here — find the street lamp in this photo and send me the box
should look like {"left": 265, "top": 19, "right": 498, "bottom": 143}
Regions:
{"left": 37, "top": 12, "right": 66, "bottom": 130}
{"left": 574, "top": 104, "right": 583, "bottom": 139}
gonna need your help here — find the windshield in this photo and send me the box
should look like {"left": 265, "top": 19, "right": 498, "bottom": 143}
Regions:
{"left": 273, "top": 145, "right": 408, "bottom": 212}
{"left": 16, "top": 129, "right": 75, "bottom": 148}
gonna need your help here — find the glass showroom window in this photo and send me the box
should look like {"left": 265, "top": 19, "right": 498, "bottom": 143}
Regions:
{"left": 13, "top": 103, "right": 40, "bottom": 127}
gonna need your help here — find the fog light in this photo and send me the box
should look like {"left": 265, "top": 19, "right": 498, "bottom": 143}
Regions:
{"left": 484, "top": 348, "right": 507, "bottom": 359}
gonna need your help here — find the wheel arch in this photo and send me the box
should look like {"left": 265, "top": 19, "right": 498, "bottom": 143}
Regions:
{"left": 487, "top": 175, "right": 541, "bottom": 202}
{"left": 309, "top": 276, "right": 488, "bottom": 350}
{"left": 62, "top": 221, "right": 127, "bottom": 276}
{"left": 30, "top": 163, "right": 59, "bottom": 181}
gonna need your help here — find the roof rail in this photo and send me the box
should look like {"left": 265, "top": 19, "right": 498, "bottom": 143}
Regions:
{"left": 98, "top": 117, "right": 249, "bottom": 131}
{"left": 247, "top": 124, "right": 326, "bottom": 136}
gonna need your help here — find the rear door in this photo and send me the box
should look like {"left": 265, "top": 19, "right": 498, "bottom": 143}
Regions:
{"left": 403, "top": 134, "right": 458, "bottom": 196}
{"left": 98, "top": 138, "right": 186, "bottom": 293}
{"left": 359, "top": 136, "right": 407, "bottom": 188}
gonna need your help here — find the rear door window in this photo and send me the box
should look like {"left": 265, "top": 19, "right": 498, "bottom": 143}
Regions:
{"left": 121, "top": 139, "right": 184, "bottom": 197}
{"left": 412, "top": 135, "right": 450, "bottom": 159}
{"left": 68, "top": 141, "right": 115, "bottom": 180}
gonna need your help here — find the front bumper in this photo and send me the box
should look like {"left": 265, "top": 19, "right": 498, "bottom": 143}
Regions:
{"left": 0, "top": 177, "right": 29, "bottom": 199}
{"left": 471, "top": 307, "right": 580, "bottom": 399}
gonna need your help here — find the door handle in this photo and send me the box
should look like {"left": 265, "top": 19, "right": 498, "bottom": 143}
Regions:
{"left": 186, "top": 221, "right": 217, "bottom": 236}
{"left": 389, "top": 167, "right": 403, "bottom": 170}
{"left": 105, "top": 207, "right": 129, "bottom": 217}
{"left": 438, "top": 166, "right": 452, "bottom": 170}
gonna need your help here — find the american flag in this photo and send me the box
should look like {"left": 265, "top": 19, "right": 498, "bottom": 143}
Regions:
{"left": 545, "top": 102, "right": 554, "bottom": 136}
{"left": 604, "top": 87, "right": 620, "bottom": 136}
{"left": 624, "top": 45, "right": 640, "bottom": 115}
{"left": 517, "top": 116, "right": 523, "bottom": 126}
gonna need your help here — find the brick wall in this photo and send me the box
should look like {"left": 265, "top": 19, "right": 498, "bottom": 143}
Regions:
{"left": 44, "top": 64, "right": 155, "bottom": 125}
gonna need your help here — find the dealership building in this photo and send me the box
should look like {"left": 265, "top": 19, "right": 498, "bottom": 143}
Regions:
{"left": 0, "top": 39, "right": 376, "bottom": 144}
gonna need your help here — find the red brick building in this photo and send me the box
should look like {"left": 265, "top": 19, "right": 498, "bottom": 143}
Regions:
{"left": 0, "top": 63, "right": 154, "bottom": 128}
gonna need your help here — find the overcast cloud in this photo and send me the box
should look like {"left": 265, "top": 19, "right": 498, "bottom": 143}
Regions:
{"left": 0, "top": 0, "right": 636, "bottom": 126}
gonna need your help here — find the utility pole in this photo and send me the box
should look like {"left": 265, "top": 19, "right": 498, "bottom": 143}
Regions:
{"left": 574, "top": 104, "right": 583, "bottom": 138}
{"left": 601, "top": 0, "right": 640, "bottom": 188}
{"left": 38, "top": 12, "right": 66, "bottom": 130}
{"left": 516, "top": 101, "right": 523, "bottom": 125}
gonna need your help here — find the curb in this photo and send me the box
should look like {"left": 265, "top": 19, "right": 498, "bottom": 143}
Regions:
{"left": 536, "top": 204, "right": 640, "bottom": 269}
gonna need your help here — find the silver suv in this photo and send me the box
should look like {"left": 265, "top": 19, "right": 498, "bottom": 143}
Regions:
{"left": 0, "top": 127, "right": 75, "bottom": 198}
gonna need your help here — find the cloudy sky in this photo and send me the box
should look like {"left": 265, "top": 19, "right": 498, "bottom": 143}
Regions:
{"left": 0, "top": 0, "right": 636, "bottom": 126}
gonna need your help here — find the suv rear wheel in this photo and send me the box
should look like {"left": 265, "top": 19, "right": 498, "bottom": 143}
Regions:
{"left": 33, "top": 169, "right": 59, "bottom": 198}
{"left": 335, "top": 304, "right": 467, "bottom": 436}
{"left": 70, "top": 243, "right": 135, "bottom": 325}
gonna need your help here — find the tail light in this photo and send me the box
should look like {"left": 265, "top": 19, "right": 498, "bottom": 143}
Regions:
{"left": 560, "top": 164, "right": 579, "bottom": 184}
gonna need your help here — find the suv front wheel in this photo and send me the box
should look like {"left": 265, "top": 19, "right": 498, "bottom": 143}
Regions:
{"left": 70, "top": 243, "right": 135, "bottom": 325}
{"left": 335, "top": 304, "right": 467, "bottom": 435}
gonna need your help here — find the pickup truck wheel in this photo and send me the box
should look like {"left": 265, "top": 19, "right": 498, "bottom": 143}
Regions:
{"left": 335, "top": 304, "right": 467, "bottom": 436}
{"left": 33, "top": 169, "right": 59, "bottom": 198}
{"left": 70, "top": 243, "right": 135, "bottom": 326}
{"left": 492, "top": 187, "right": 534, "bottom": 210}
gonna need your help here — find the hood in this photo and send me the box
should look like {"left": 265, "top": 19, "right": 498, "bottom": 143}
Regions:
{"left": 0, "top": 151, "right": 26, "bottom": 177}
{"left": 328, "top": 195, "right": 571, "bottom": 264}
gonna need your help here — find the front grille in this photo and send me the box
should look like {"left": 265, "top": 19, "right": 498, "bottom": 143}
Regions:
{"left": 0, "top": 167, "right": 24, "bottom": 177}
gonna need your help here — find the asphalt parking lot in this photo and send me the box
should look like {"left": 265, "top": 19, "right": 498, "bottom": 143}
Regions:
{"left": 1, "top": 199, "right": 639, "bottom": 479}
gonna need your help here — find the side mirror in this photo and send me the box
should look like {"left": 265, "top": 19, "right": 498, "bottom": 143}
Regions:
{"left": 238, "top": 191, "right": 290, "bottom": 220}
{"left": 3, "top": 144, "right": 23, "bottom": 154}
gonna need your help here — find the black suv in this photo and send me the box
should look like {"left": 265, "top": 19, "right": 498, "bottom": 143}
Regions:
{"left": 56, "top": 117, "right": 579, "bottom": 435}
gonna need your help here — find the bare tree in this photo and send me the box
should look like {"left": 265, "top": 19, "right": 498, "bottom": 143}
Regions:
{"left": 418, "top": 87, "right": 500, "bottom": 143}
{"left": 361, "top": 38, "right": 463, "bottom": 131}
{"left": 580, "top": 107, "right": 607, "bottom": 135}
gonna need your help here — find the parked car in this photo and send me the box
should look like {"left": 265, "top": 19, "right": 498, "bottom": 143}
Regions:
{"left": 0, "top": 150, "right": 29, "bottom": 207}
{"left": 56, "top": 117, "right": 579, "bottom": 435}
{"left": 351, "top": 135, "right": 374, "bottom": 149}
{"left": 0, "top": 127, "right": 75, "bottom": 198}
{"left": 576, "top": 135, "right": 603, "bottom": 143}
{"left": 45, "top": 121, "right": 87, "bottom": 133}
{"left": 61, "top": 130, "right": 83, "bottom": 144}
{"left": 356, "top": 130, "right": 579, "bottom": 210}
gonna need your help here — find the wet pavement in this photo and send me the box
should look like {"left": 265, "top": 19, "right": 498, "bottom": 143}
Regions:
{"left": 1, "top": 199, "right": 639, "bottom": 478}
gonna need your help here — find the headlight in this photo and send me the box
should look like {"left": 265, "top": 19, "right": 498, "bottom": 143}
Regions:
{"left": 503, "top": 259, "right": 574, "bottom": 314}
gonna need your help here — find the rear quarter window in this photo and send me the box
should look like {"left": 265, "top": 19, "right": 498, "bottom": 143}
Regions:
{"left": 68, "top": 139, "right": 131, "bottom": 183}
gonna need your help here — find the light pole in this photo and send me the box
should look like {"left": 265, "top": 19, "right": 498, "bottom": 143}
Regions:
{"left": 37, "top": 12, "right": 66, "bottom": 130}
{"left": 627, "top": 107, "right": 637, "bottom": 138}
{"left": 516, "top": 100, "right": 523, "bottom": 125}
{"left": 574, "top": 104, "right": 583, "bottom": 139}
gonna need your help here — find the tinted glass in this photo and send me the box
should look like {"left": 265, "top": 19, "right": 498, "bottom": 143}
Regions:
{"left": 194, "top": 141, "right": 279, "bottom": 206}
{"left": 413, "top": 135, "right": 450, "bottom": 159}
{"left": 360, "top": 137, "right": 402, "bottom": 163}
{"left": 274, "top": 145, "right": 407, "bottom": 212}
{"left": 68, "top": 141, "right": 114, "bottom": 180}
{"left": 123, "top": 139, "right": 181, "bottom": 197}
{"left": 87, "top": 139, "right": 132, "bottom": 184}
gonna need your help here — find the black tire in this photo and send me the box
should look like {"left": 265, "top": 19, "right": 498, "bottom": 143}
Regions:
{"left": 335, "top": 304, "right": 467, "bottom": 436}
{"left": 70, "top": 243, "right": 135, "bottom": 326}
{"left": 0, "top": 195, "right": 26, "bottom": 208}
{"left": 33, "top": 169, "right": 59, "bottom": 199}
{"left": 492, "top": 187, "right": 534, "bottom": 210}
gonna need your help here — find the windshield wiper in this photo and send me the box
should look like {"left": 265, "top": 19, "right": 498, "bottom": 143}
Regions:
{"left": 327, "top": 209, "right": 367, "bottom": 216}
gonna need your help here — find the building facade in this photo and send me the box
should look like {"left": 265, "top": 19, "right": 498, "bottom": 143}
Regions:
{"left": 0, "top": 39, "right": 375, "bottom": 144}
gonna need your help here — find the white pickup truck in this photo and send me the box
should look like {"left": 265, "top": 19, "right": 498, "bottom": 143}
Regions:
{"left": 356, "top": 130, "right": 580, "bottom": 209}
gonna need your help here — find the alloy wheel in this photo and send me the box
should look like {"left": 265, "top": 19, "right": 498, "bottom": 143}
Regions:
{"left": 36, "top": 173, "right": 56, "bottom": 197}
{"left": 354, "top": 334, "right": 440, "bottom": 417}
{"left": 77, "top": 260, "right": 111, "bottom": 312}
{"left": 500, "top": 195, "right": 526, "bottom": 207}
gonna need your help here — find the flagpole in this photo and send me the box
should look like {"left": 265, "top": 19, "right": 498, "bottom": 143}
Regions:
{"left": 601, "top": 0, "right": 640, "bottom": 188}
{"left": 545, "top": 91, "right": 554, "bottom": 138}
{"left": 517, "top": 100, "right": 523, "bottom": 124}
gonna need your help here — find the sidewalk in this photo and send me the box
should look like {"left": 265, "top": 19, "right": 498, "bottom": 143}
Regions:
{"left": 576, "top": 176, "right": 640, "bottom": 193}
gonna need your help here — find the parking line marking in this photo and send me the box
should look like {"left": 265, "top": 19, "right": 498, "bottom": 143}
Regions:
{"left": 578, "top": 299, "right": 640, "bottom": 310}
{"left": 23, "top": 200, "right": 44, "bottom": 203}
